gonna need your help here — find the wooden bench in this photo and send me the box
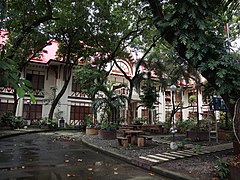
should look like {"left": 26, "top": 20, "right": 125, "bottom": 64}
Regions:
{"left": 116, "top": 137, "right": 129, "bottom": 148}
{"left": 136, "top": 135, "right": 153, "bottom": 147}
{"left": 137, "top": 137, "right": 145, "bottom": 147}
{"left": 140, "top": 135, "right": 153, "bottom": 141}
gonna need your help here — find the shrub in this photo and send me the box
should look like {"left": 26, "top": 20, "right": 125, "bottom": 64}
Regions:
{"left": 177, "top": 118, "right": 196, "bottom": 133}
{"left": 214, "top": 158, "right": 230, "bottom": 179}
{"left": 0, "top": 112, "right": 23, "bottom": 129}
{"left": 40, "top": 118, "right": 57, "bottom": 129}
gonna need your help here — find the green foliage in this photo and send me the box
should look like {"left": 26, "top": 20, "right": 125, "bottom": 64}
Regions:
{"left": 189, "top": 95, "right": 196, "bottom": 104}
{"left": 0, "top": 112, "right": 23, "bottom": 129}
{"left": 177, "top": 118, "right": 196, "bottom": 132}
{"left": 100, "top": 121, "right": 117, "bottom": 131}
{"left": 148, "top": 0, "right": 240, "bottom": 115}
{"left": 40, "top": 118, "right": 57, "bottom": 129}
{"left": 193, "top": 144, "right": 201, "bottom": 153}
{"left": 85, "top": 115, "right": 94, "bottom": 128}
{"left": 214, "top": 158, "right": 230, "bottom": 179}
{"left": 92, "top": 81, "right": 127, "bottom": 123}
{"left": 140, "top": 75, "right": 158, "bottom": 109}
{"left": 133, "top": 117, "right": 147, "bottom": 125}
{"left": 73, "top": 65, "right": 105, "bottom": 98}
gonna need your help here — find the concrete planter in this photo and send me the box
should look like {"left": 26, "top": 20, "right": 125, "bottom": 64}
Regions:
{"left": 86, "top": 128, "right": 98, "bottom": 135}
{"left": 186, "top": 130, "right": 209, "bottom": 141}
{"left": 98, "top": 129, "right": 117, "bottom": 140}
{"left": 229, "top": 164, "right": 240, "bottom": 180}
{"left": 218, "top": 130, "right": 234, "bottom": 140}
{"left": 233, "top": 141, "right": 240, "bottom": 155}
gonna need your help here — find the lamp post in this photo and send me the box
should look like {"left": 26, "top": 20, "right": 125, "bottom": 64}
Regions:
{"left": 170, "top": 84, "right": 177, "bottom": 142}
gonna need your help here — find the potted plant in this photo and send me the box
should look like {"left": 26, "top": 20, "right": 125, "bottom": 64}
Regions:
{"left": 85, "top": 115, "right": 98, "bottom": 135}
{"left": 229, "top": 154, "right": 240, "bottom": 180}
{"left": 98, "top": 120, "right": 117, "bottom": 140}
{"left": 91, "top": 82, "right": 127, "bottom": 139}
{"left": 185, "top": 118, "right": 209, "bottom": 141}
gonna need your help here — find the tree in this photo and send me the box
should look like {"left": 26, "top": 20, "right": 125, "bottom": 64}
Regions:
{"left": 92, "top": 82, "right": 127, "bottom": 125}
{"left": 0, "top": 0, "right": 57, "bottom": 114}
{"left": 146, "top": 0, "right": 240, "bottom": 117}
{"left": 139, "top": 72, "right": 158, "bottom": 124}
{"left": 46, "top": 0, "right": 96, "bottom": 120}
{"left": 72, "top": 0, "right": 160, "bottom": 125}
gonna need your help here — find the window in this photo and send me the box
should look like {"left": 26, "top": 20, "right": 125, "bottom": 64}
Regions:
{"left": 26, "top": 73, "right": 44, "bottom": 90}
{"left": 142, "top": 109, "right": 148, "bottom": 119}
{"left": 0, "top": 101, "right": 14, "bottom": 118}
{"left": 70, "top": 105, "right": 92, "bottom": 121}
{"left": 72, "top": 78, "right": 81, "bottom": 92}
{"left": 23, "top": 104, "right": 42, "bottom": 120}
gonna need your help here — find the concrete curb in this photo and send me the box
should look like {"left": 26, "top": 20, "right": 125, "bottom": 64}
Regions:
{"left": 151, "top": 166, "right": 195, "bottom": 180}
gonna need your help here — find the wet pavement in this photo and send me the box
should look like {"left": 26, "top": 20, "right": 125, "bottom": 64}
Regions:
{"left": 0, "top": 131, "right": 170, "bottom": 180}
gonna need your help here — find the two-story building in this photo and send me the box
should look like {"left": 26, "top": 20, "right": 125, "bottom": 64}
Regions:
{"left": 0, "top": 32, "right": 209, "bottom": 126}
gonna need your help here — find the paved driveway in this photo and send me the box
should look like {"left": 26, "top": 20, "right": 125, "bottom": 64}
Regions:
{"left": 0, "top": 131, "right": 170, "bottom": 180}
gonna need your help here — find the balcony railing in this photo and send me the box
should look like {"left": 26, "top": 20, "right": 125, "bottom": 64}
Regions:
{"left": 0, "top": 86, "right": 14, "bottom": 94}
{"left": 70, "top": 91, "right": 89, "bottom": 98}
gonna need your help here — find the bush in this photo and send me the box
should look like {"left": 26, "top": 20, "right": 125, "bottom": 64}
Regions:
{"left": 177, "top": 118, "right": 196, "bottom": 133}
{"left": 40, "top": 118, "right": 57, "bottom": 129}
{"left": 100, "top": 121, "right": 117, "bottom": 131}
{"left": 214, "top": 158, "right": 230, "bottom": 179}
{"left": 0, "top": 112, "right": 23, "bottom": 129}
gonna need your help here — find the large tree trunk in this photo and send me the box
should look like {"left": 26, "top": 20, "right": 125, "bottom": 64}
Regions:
{"left": 233, "top": 98, "right": 240, "bottom": 144}
{"left": 126, "top": 82, "right": 134, "bottom": 125}
{"left": 48, "top": 66, "right": 72, "bottom": 120}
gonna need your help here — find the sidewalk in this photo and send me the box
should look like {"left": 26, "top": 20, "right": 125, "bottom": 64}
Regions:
{"left": 0, "top": 129, "right": 233, "bottom": 180}
{"left": 0, "top": 128, "right": 56, "bottom": 139}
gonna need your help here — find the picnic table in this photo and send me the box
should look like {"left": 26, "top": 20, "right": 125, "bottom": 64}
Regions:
{"left": 124, "top": 130, "right": 145, "bottom": 144}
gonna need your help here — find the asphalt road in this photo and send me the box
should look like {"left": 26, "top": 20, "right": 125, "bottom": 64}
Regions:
{"left": 0, "top": 131, "right": 170, "bottom": 180}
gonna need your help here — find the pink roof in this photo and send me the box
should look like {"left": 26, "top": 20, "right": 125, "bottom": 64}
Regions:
{"left": 1, "top": 30, "right": 58, "bottom": 63}
{"left": 0, "top": 30, "right": 8, "bottom": 45}
{"left": 31, "top": 40, "right": 58, "bottom": 63}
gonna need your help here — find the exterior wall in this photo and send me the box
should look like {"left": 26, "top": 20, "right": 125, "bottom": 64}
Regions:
{"left": 0, "top": 59, "right": 210, "bottom": 126}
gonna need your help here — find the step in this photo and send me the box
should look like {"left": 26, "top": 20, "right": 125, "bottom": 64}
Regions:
{"left": 147, "top": 155, "right": 169, "bottom": 161}
{"left": 170, "top": 151, "right": 193, "bottom": 157}
{"left": 139, "top": 156, "right": 160, "bottom": 163}
{"left": 163, "top": 152, "right": 184, "bottom": 158}
{"left": 155, "top": 153, "right": 176, "bottom": 160}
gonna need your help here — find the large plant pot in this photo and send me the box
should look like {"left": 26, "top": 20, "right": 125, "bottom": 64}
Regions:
{"left": 98, "top": 129, "right": 117, "bottom": 140}
{"left": 233, "top": 141, "right": 240, "bottom": 155}
{"left": 229, "top": 164, "right": 240, "bottom": 180}
{"left": 86, "top": 128, "right": 98, "bottom": 135}
{"left": 218, "top": 130, "right": 234, "bottom": 140}
{"left": 186, "top": 130, "right": 209, "bottom": 141}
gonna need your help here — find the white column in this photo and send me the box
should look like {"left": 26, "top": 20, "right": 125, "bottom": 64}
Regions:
{"left": 16, "top": 98, "right": 24, "bottom": 117}
{"left": 198, "top": 89, "right": 203, "bottom": 120}
{"left": 182, "top": 91, "right": 189, "bottom": 120}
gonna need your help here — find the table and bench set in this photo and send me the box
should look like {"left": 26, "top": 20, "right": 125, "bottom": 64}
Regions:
{"left": 116, "top": 125, "right": 162, "bottom": 148}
